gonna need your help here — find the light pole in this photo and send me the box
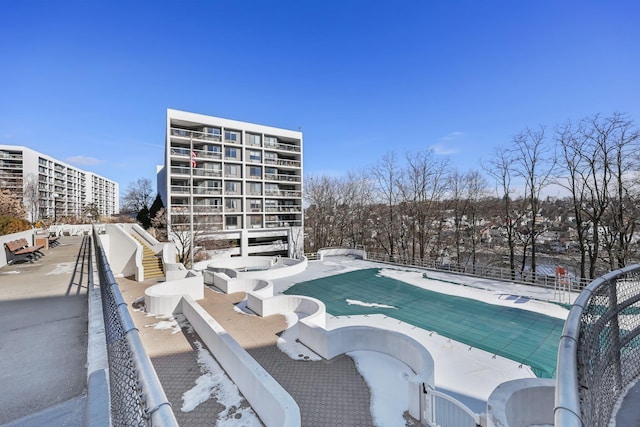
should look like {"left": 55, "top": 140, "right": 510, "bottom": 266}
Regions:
{"left": 53, "top": 193, "right": 58, "bottom": 223}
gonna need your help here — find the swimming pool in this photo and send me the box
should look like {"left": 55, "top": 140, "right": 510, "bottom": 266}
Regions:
{"left": 284, "top": 268, "right": 564, "bottom": 378}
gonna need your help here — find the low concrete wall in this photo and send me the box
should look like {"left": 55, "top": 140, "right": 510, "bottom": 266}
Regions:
{"left": 486, "top": 378, "right": 555, "bottom": 427}
{"left": 249, "top": 294, "right": 326, "bottom": 328}
{"left": 0, "top": 229, "right": 35, "bottom": 267}
{"left": 317, "top": 248, "right": 366, "bottom": 260}
{"left": 179, "top": 297, "right": 301, "bottom": 427}
{"left": 145, "top": 272, "right": 204, "bottom": 316}
{"left": 205, "top": 256, "right": 308, "bottom": 281}
{"left": 206, "top": 272, "right": 274, "bottom": 297}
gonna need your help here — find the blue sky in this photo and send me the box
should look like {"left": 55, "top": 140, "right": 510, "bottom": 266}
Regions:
{"left": 1, "top": 1, "right": 638, "bottom": 196}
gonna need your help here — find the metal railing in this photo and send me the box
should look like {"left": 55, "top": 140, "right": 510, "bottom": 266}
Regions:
{"left": 92, "top": 227, "right": 178, "bottom": 426}
{"left": 364, "top": 251, "right": 590, "bottom": 292}
{"left": 555, "top": 264, "right": 640, "bottom": 427}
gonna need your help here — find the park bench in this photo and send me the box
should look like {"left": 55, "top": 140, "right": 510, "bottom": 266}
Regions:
{"left": 4, "top": 239, "right": 43, "bottom": 264}
{"left": 48, "top": 235, "right": 60, "bottom": 247}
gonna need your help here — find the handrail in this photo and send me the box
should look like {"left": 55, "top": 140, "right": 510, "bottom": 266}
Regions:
{"left": 92, "top": 226, "right": 178, "bottom": 426}
{"left": 555, "top": 264, "right": 640, "bottom": 427}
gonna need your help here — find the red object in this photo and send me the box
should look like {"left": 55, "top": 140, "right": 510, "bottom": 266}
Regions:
{"left": 191, "top": 151, "right": 197, "bottom": 168}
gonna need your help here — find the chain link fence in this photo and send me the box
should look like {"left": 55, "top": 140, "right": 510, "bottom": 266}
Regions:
{"left": 556, "top": 264, "right": 640, "bottom": 426}
{"left": 93, "top": 228, "right": 178, "bottom": 426}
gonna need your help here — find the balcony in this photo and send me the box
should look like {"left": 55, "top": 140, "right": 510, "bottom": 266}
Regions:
{"left": 170, "top": 127, "right": 221, "bottom": 142}
{"left": 264, "top": 158, "right": 301, "bottom": 168}
{"left": 264, "top": 141, "right": 301, "bottom": 153}
{"left": 264, "top": 173, "right": 301, "bottom": 183}
{"left": 265, "top": 206, "right": 302, "bottom": 213}
{"left": 264, "top": 190, "right": 302, "bottom": 198}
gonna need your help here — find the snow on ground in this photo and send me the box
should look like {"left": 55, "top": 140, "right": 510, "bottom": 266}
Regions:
{"left": 347, "top": 350, "right": 413, "bottom": 427}
{"left": 182, "top": 341, "right": 262, "bottom": 426}
{"left": 276, "top": 312, "right": 322, "bottom": 361}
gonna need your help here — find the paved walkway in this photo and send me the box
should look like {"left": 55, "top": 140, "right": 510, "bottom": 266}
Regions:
{"left": 117, "top": 277, "right": 415, "bottom": 426}
{"left": 0, "top": 236, "right": 88, "bottom": 426}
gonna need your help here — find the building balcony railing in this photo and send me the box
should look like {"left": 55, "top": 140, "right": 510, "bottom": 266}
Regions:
{"left": 264, "top": 220, "right": 302, "bottom": 228}
{"left": 264, "top": 158, "right": 301, "bottom": 168}
{"left": 170, "top": 127, "right": 221, "bottom": 142}
{"left": 264, "top": 142, "right": 301, "bottom": 153}
{"left": 265, "top": 190, "right": 302, "bottom": 198}
{"left": 171, "top": 146, "right": 223, "bottom": 161}
{"left": 265, "top": 206, "right": 302, "bottom": 213}
{"left": 264, "top": 173, "right": 301, "bottom": 183}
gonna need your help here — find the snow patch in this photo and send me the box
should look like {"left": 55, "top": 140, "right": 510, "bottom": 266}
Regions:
{"left": 347, "top": 350, "right": 412, "bottom": 427}
{"left": 276, "top": 312, "right": 322, "bottom": 361}
{"left": 182, "top": 341, "right": 262, "bottom": 426}
{"left": 346, "top": 299, "right": 397, "bottom": 309}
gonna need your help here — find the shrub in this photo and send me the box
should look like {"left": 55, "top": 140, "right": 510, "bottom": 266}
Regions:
{"left": 0, "top": 215, "right": 31, "bottom": 236}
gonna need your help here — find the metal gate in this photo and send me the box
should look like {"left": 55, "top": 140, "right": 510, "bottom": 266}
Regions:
{"left": 424, "top": 386, "right": 481, "bottom": 427}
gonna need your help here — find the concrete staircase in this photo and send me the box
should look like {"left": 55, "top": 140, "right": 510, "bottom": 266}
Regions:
{"left": 132, "top": 235, "right": 164, "bottom": 280}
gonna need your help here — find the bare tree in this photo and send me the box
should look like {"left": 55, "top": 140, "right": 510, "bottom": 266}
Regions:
{"left": 22, "top": 174, "right": 40, "bottom": 222}
{"left": 304, "top": 175, "right": 340, "bottom": 251}
{"left": 511, "top": 126, "right": 556, "bottom": 277}
{"left": 484, "top": 147, "right": 522, "bottom": 279}
{"left": 371, "top": 152, "right": 401, "bottom": 257}
{"left": 121, "top": 178, "right": 154, "bottom": 214}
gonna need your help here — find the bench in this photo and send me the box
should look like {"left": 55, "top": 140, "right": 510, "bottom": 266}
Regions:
{"left": 49, "top": 235, "right": 60, "bottom": 247}
{"left": 4, "top": 239, "right": 43, "bottom": 264}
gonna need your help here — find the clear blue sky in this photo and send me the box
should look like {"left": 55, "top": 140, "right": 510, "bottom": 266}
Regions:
{"left": 1, "top": 1, "right": 638, "bottom": 196}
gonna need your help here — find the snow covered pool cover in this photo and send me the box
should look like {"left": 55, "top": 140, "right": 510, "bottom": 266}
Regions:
{"left": 284, "top": 268, "right": 564, "bottom": 378}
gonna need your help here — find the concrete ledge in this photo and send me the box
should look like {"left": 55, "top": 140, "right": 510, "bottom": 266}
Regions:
{"left": 205, "top": 256, "right": 308, "bottom": 281}
{"left": 486, "top": 378, "right": 555, "bottom": 427}
{"left": 145, "top": 273, "right": 204, "bottom": 315}
{"left": 318, "top": 248, "right": 366, "bottom": 260}
{"left": 179, "top": 296, "right": 301, "bottom": 427}
{"left": 247, "top": 293, "right": 325, "bottom": 327}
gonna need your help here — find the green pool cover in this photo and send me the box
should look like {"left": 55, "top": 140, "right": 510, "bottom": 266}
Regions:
{"left": 284, "top": 268, "right": 564, "bottom": 378}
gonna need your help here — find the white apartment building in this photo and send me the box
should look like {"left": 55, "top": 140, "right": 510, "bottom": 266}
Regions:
{"left": 158, "top": 109, "right": 303, "bottom": 258}
{"left": 0, "top": 145, "right": 119, "bottom": 222}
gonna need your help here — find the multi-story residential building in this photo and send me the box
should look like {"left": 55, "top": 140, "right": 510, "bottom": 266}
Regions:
{"left": 158, "top": 109, "right": 303, "bottom": 258}
{"left": 0, "top": 145, "right": 119, "bottom": 222}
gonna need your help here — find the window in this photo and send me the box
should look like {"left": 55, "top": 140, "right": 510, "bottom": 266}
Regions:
{"left": 225, "top": 147, "right": 238, "bottom": 159}
{"left": 225, "top": 216, "right": 240, "bottom": 228}
{"left": 247, "top": 133, "right": 261, "bottom": 146}
{"left": 224, "top": 130, "right": 239, "bottom": 143}
{"left": 206, "top": 145, "right": 221, "bottom": 155}
{"left": 265, "top": 183, "right": 279, "bottom": 194}
{"left": 249, "top": 150, "right": 261, "bottom": 162}
{"left": 249, "top": 166, "right": 261, "bottom": 178}
{"left": 265, "top": 136, "right": 278, "bottom": 147}
{"left": 248, "top": 215, "right": 262, "bottom": 227}
{"left": 225, "top": 199, "right": 239, "bottom": 210}
{"left": 205, "top": 127, "right": 221, "bottom": 140}
{"left": 249, "top": 199, "right": 262, "bottom": 211}
{"left": 225, "top": 164, "right": 239, "bottom": 177}
{"left": 248, "top": 182, "right": 262, "bottom": 195}
{"left": 225, "top": 181, "right": 238, "bottom": 193}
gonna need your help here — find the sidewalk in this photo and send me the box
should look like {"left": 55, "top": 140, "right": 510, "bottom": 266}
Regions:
{"left": 0, "top": 236, "right": 88, "bottom": 426}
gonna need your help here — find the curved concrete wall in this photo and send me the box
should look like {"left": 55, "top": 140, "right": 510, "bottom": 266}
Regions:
{"left": 101, "top": 224, "right": 143, "bottom": 281}
{"left": 179, "top": 296, "right": 301, "bottom": 427}
{"left": 244, "top": 292, "right": 433, "bottom": 421}
{"left": 248, "top": 294, "right": 326, "bottom": 328}
{"left": 205, "top": 256, "right": 308, "bottom": 281}
{"left": 486, "top": 378, "right": 555, "bottom": 427}
{"left": 145, "top": 273, "right": 204, "bottom": 315}
{"left": 318, "top": 248, "right": 366, "bottom": 260}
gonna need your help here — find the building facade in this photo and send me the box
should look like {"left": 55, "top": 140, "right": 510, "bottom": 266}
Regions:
{"left": 0, "top": 145, "right": 119, "bottom": 222}
{"left": 158, "top": 109, "right": 303, "bottom": 258}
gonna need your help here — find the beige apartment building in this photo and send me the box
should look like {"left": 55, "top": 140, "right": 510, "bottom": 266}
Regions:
{"left": 0, "top": 145, "right": 119, "bottom": 222}
{"left": 158, "top": 109, "right": 303, "bottom": 258}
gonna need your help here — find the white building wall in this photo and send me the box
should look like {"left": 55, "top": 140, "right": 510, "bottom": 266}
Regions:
{"left": 161, "top": 109, "right": 303, "bottom": 258}
{"left": 0, "top": 145, "right": 119, "bottom": 221}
